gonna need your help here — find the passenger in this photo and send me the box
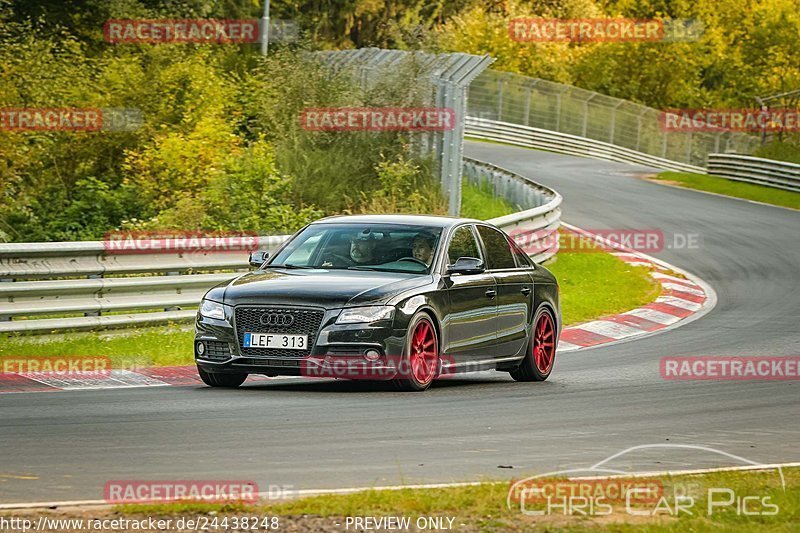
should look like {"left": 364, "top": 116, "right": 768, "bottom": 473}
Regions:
{"left": 411, "top": 234, "right": 435, "bottom": 267}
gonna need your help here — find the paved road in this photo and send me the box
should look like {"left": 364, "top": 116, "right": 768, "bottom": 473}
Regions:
{"left": 2, "top": 142, "right": 799, "bottom": 504}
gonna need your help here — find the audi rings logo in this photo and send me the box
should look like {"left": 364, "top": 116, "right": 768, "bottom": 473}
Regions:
{"left": 260, "top": 313, "right": 294, "bottom": 327}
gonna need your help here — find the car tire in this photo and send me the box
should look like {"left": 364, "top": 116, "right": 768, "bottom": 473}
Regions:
{"left": 510, "top": 306, "right": 557, "bottom": 382}
{"left": 393, "top": 313, "right": 439, "bottom": 392}
{"left": 197, "top": 366, "right": 248, "bottom": 388}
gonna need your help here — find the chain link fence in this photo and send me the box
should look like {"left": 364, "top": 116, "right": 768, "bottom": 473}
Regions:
{"left": 468, "top": 70, "right": 761, "bottom": 168}
{"left": 315, "top": 49, "right": 493, "bottom": 215}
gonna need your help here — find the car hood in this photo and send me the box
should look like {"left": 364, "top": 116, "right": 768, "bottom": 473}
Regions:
{"left": 210, "top": 268, "right": 433, "bottom": 308}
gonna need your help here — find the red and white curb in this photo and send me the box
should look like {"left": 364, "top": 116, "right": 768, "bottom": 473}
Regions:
{"left": 0, "top": 366, "right": 280, "bottom": 394}
{"left": 557, "top": 222, "right": 716, "bottom": 352}
{"left": 0, "top": 224, "right": 716, "bottom": 393}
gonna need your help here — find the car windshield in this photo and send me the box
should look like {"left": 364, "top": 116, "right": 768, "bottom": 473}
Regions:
{"left": 267, "top": 223, "right": 443, "bottom": 274}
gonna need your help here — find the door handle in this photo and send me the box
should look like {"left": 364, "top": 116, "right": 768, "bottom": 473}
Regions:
{"left": 485, "top": 289, "right": 496, "bottom": 299}
{"left": 520, "top": 287, "right": 531, "bottom": 296}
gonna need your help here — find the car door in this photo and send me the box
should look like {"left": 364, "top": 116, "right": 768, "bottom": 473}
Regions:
{"left": 476, "top": 225, "right": 534, "bottom": 359}
{"left": 441, "top": 224, "right": 498, "bottom": 364}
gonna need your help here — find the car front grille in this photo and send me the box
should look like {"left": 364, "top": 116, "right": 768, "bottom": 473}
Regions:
{"left": 234, "top": 306, "right": 324, "bottom": 358}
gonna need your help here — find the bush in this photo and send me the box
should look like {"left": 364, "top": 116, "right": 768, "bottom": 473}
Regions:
{"left": 754, "top": 139, "right": 800, "bottom": 164}
{"left": 0, "top": 15, "right": 444, "bottom": 241}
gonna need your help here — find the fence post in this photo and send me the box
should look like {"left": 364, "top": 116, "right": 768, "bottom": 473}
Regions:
{"left": 524, "top": 87, "right": 531, "bottom": 126}
{"left": 582, "top": 94, "right": 595, "bottom": 138}
{"left": 609, "top": 102, "right": 622, "bottom": 144}
{"left": 497, "top": 78, "right": 504, "bottom": 121}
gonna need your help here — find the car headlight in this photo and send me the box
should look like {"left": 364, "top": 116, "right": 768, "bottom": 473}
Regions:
{"left": 199, "top": 299, "right": 229, "bottom": 320}
{"left": 336, "top": 306, "right": 394, "bottom": 324}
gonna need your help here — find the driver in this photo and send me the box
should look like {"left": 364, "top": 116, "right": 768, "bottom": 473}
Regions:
{"left": 411, "top": 234, "right": 434, "bottom": 267}
{"left": 349, "top": 230, "right": 377, "bottom": 264}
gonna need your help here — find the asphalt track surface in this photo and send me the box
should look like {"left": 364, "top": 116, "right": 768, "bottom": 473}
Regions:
{"left": 2, "top": 141, "right": 799, "bottom": 505}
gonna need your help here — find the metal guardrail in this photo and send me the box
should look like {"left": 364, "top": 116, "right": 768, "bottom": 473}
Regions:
{"left": 464, "top": 158, "right": 561, "bottom": 264}
{"left": 0, "top": 162, "right": 561, "bottom": 334}
{"left": 708, "top": 154, "right": 800, "bottom": 192}
{"left": 0, "top": 236, "right": 290, "bottom": 333}
{"left": 466, "top": 117, "right": 707, "bottom": 174}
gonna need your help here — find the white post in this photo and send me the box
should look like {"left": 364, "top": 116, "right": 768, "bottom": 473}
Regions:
{"left": 260, "top": 0, "right": 270, "bottom": 56}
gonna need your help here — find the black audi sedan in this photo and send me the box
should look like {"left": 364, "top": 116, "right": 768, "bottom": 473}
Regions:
{"left": 194, "top": 215, "right": 560, "bottom": 391}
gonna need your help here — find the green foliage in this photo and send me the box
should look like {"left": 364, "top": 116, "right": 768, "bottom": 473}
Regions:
{"left": 236, "top": 48, "right": 443, "bottom": 215}
{"left": 437, "top": 0, "right": 800, "bottom": 109}
{"left": 0, "top": 3, "right": 443, "bottom": 242}
{"left": 754, "top": 139, "right": 800, "bottom": 165}
{"left": 354, "top": 154, "right": 446, "bottom": 215}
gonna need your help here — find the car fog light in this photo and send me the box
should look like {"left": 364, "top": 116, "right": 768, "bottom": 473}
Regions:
{"left": 196, "top": 342, "right": 206, "bottom": 355}
{"left": 364, "top": 349, "right": 381, "bottom": 361}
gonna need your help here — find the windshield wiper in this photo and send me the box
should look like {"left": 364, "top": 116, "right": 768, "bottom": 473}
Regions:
{"left": 347, "top": 265, "right": 381, "bottom": 271}
{"left": 263, "top": 263, "right": 315, "bottom": 269}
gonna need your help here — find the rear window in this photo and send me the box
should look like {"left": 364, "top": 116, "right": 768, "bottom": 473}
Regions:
{"left": 477, "top": 226, "right": 516, "bottom": 270}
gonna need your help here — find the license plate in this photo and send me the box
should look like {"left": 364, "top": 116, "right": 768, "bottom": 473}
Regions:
{"left": 243, "top": 332, "right": 308, "bottom": 350}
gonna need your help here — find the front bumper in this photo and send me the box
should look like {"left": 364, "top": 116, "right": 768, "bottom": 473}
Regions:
{"left": 194, "top": 308, "right": 407, "bottom": 380}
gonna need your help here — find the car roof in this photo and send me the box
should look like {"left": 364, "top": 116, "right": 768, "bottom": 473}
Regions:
{"left": 311, "top": 214, "right": 483, "bottom": 229}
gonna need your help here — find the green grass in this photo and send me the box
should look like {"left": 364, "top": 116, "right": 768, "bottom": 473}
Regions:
{"left": 460, "top": 181, "right": 516, "bottom": 219}
{"left": 0, "top": 325, "right": 195, "bottom": 369}
{"left": 654, "top": 171, "right": 800, "bottom": 210}
{"left": 547, "top": 251, "right": 660, "bottom": 325}
{"left": 112, "top": 467, "right": 800, "bottom": 531}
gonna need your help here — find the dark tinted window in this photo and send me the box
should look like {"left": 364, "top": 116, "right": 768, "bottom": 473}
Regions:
{"left": 510, "top": 239, "right": 534, "bottom": 268}
{"left": 477, "top": 226, "right": 516, "bottom": 270}
{"left": 447, "top": 226, "right": 481, "bottom": 264}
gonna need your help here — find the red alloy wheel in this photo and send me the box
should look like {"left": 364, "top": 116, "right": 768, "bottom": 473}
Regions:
{"left": 410, "top": 318, "right": 437, "bottom": 385}
{"left": 532, "top": 312, "right": 555, "bottom": 374}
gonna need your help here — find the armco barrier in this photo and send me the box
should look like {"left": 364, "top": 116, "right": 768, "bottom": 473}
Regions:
{"left": 463, "top": 157, "right": 561, "bottom": 264}
{"left": 707, "top": 153, "right": 800, "bottom": 192}
{"left": 0, "top": 160, "right": 561, "bottom": 334}
{"left": 465, "top": 117, "right": 707, "bottom": 174}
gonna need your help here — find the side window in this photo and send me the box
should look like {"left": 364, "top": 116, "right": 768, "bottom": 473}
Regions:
{"left": 447, "top": 226, "right": 482, "bottom": 264}
{"left": 510, "top": 239, "right": 534, "bottom": 268}
{"left": 477, "top": 226, "right": 516, "bottom": 270}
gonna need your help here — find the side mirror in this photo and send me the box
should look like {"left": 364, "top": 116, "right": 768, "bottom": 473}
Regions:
{"left": 446, "top": 256, "right": 485, "bottom": 275}
{"left": 249, "top": 251, "right": 269, "bottom": 268}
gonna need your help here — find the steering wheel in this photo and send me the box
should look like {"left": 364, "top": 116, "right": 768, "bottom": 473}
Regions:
{"left": 397, "top": 257, "right": 428, "bottom": 267}
{"left": 320, "top": 252, "right": 353, "bottom": 267}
